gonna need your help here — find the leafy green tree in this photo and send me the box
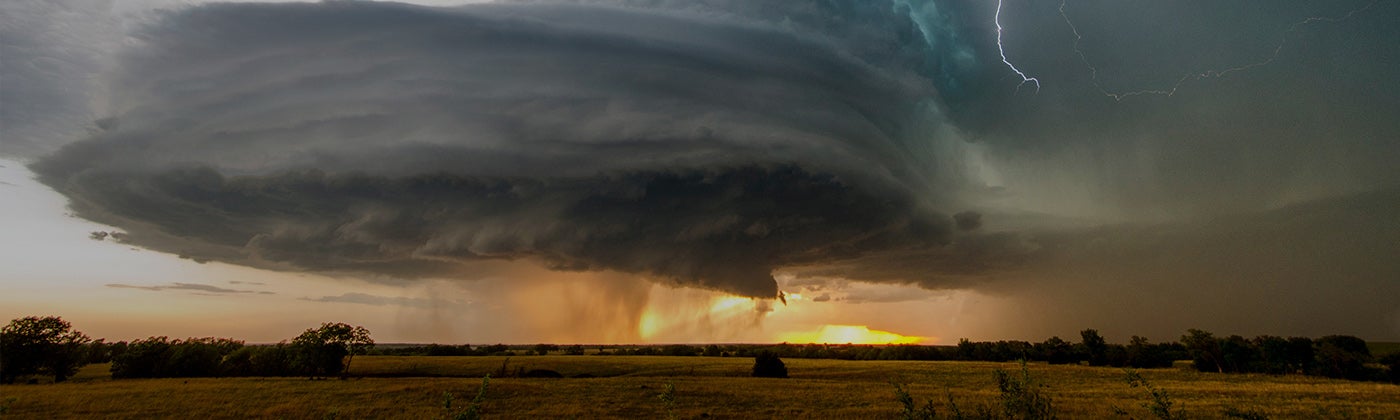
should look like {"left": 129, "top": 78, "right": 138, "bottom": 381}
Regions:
{"left": 0, "top": 316, "right": 91, "bottom": 383}
{"left": 291, "top": 323, "right": 374, "bottom": 377}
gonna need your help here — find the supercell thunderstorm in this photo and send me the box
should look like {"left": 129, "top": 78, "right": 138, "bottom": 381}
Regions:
{"left": 10, "top": 0, "right": 1400, "bottom": 337}
{"left": 28, "top": 0, "right": 991, "bottom": 298}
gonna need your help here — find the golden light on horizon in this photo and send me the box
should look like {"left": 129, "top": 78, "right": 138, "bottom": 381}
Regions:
{"left": 778, "top": 325, "right": 926, "bottom": 345}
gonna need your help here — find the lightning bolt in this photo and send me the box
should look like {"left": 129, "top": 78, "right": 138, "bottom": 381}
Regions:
{"left": 1060, "top": 0, "right": 1379, "bottom": 101}
{"left": 996, "top": 0, "right": 1041, "bottom": 93}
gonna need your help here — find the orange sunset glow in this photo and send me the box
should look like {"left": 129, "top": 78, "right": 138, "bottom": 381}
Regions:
{"left": 778, "top": 325, "right": 927, "bottom": 345}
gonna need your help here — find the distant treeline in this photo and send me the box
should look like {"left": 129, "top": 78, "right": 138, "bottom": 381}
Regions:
{"left": 368, "top": 329, "right": 1183, "bottom": 367}
{"left": 84, "top": 322, "right": 373, "bottom": 380}
{"left": 3, "top": 316, "right": 374, "bottom": 383}
{"left": 366, "top": 329, "right": 1400, "bottom": 384}
{"left": 6, "top": 314, "right": 1397, "bottom": 385}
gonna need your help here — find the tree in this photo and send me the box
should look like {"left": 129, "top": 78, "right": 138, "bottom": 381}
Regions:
{"left": 0, "top": 316, "right": 91, "bottom": 383}
{"left": 1080, "top": 329, "right": 1108, "bottom": 366}
{"left": 1181, "top": 329, "right": 1224, "bottom": 373}
{"left": 110, "top": 337, "right": 174, "bottom": 378}
{"left": 290, "top": 323, "right": 374, "bottom": 377}
{"left": 1313, "top": 335, "right": 1371, "bottom": 380}
{"left": 1036, "top": 336, "right": 1078, "bottom": 365}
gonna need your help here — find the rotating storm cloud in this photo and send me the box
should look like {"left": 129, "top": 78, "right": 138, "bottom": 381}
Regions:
{"left": 4, "top": 0, "right": 1399, "bottom": 341}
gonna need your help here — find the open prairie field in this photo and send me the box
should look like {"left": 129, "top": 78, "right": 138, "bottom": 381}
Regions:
{"left": 3, "top": 356, "right": 1398, "bottom": 419}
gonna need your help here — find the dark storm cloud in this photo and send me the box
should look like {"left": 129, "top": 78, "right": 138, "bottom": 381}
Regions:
{"left": 45, "top": 163, "right": 956, "bottom": 297}
{"left": 0, "top": 0, "right": 120, "bottom": 158}
{"left": 30, "top": 0, "right": 1048, "bottom": 298}
{"left": 106, "top": 282, "right": 273, "bottom": 295}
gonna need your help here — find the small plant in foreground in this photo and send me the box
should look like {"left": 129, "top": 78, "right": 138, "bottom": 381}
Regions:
{"left": 1124, "top": 368, "right": 1182, "bottom": 420}
{"left": 889, "top": 362, "right": 1053, "bottom": 420}
{"left": 994, "top": 360, "right": 1055, "bottom": 420}
{"left": 440, "top": 375, "right": 490, "bottom": 420}
{"left": 657, "top": 382, "right": 678, "bottom": 420}
{"left": 891, "top": 380, "right": 937, "bottom": 420}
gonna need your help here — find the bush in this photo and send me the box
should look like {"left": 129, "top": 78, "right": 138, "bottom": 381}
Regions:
{"left": 752, "top": 351, "right": 788, "bottom": 378}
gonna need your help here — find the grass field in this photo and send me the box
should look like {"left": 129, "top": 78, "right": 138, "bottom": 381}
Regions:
{"left": 3, "top": 356, "right": 1398, "bottom": 419}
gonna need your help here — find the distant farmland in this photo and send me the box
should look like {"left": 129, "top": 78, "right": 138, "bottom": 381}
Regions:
{"left": 4, "top": 356, "right": 1398, "bottom": 419}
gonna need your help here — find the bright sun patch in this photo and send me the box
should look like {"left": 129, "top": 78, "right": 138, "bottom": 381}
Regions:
{"left": 778, "top": 325, "right": 925, "bottom": 345}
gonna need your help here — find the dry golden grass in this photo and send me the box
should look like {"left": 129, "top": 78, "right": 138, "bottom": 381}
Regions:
{"left": 3, "top": 356, "right": 1397, "bottom": 419}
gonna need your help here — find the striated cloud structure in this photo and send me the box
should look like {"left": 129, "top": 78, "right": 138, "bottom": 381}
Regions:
{"left": 30, "top": 1, "right": 1000, "bottom": 297}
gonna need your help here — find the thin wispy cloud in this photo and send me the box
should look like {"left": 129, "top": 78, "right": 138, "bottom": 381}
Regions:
{"left": 300, "top": 292, "right": 463, "bottom": 309}
{"left": 106, "top": 282, "right": 274, "bottom": 295}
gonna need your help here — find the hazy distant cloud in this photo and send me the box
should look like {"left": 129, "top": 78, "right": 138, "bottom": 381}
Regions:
{"left": 106, "top": 282, "right": 274, "bottom": 295}
{"left": 229, "top": 280, "right": 265, "bottom": 286}
{"left": 301, "top": 292, "right": 462, "bottom": 308}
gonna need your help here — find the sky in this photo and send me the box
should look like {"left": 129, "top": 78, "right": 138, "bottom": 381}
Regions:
{"left": 1, "top": 0, "right": 1397, "bottom": 345}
